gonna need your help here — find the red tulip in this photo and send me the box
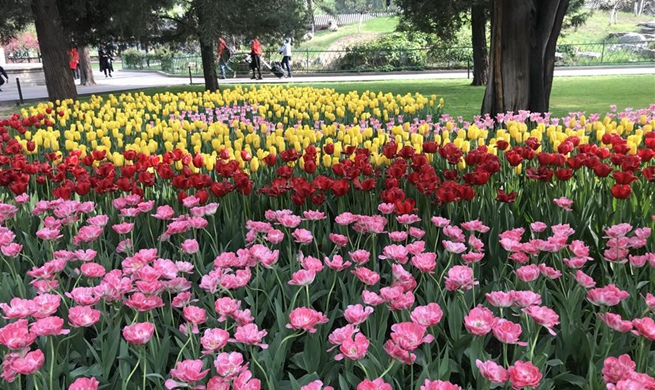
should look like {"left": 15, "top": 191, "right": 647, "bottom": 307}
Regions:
{"left": 611, "top": 184, "right": 632, "bottom": 199}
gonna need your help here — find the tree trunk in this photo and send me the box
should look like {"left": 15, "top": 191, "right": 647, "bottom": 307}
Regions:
{"left": 199, "top": 36, "right": 219, "bottom": 92}
{"left": 31, "top": 0, "right": 77, "bottom": 101}
{"left": 77, "top": 46, "right": 96, "bottom": 86}
{"left": 470, "top": 3, "right": 489, "bottom": 86}
{"left": 482, "top": 0, "right": 569, "bottom": 116}
{"left": 307, "top": 0, "right": 315, "bottom": 34}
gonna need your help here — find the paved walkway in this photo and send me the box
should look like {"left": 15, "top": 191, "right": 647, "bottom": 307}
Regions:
{"left": 0, "top": 66, "right": 653, "bottom": 104}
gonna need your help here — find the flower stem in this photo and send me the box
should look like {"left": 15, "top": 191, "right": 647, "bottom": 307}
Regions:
{"left": 124, "top": 354, "right": 141, "bottom": 390}
{"left": 49, "top": 337, "right": 55, "bottom": 390}
{"left": 250, "top": 347, "right": 273, "bottom": 390}
{"left": 380, "top": 360, "right": 395, "bottom": 379}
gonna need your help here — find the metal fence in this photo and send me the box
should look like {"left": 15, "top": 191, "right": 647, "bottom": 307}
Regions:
{"left": 124, "top": 40, "right": 655, "bottom": 75}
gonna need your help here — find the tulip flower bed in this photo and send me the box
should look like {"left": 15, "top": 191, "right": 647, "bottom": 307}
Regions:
{"left": 0, "top": 87, "right": 654, "bottom": 390}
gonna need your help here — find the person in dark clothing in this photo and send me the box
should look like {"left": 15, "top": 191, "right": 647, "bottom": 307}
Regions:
{"left": 98, "top": 47, "right": 113, "bottom": 77}
{"left": 0, "top": 66, "right": 9, "bottom": 92}
{"left": 249, "top": 39, "right": 263, "bottom": 80}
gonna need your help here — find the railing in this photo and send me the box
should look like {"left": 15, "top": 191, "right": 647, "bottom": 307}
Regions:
{"left": 123, "top": 40, "right": 655, "bottom": 75}
{"left": 314, "top": 12, "right": 394, "bottom": 27}
{"left": 6, "top": 56, "right": 42, "bottom": 63}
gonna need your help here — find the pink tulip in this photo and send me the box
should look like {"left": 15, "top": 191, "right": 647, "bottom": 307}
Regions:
{"left": 180, "top": 239, "right": 200, "bottom": 254}
{"left": 410, "top": 227, "right": 426, "bottom": 239}
{"left": 378, "top": 244, "right": 409, "bottom": 263}
{"left": 492, "top": 319, "right": 528, "bottom": 346}
{"left": 301, "top": 380, "right": 334, "bottom": 390}
{"left": 420, "top": 379, "right": 462, "bottom": 390}
{"left": 431, "top": 216, "right": 451, "bottom": 228}
{"left": 553, "top": 196, "right": 573, "bottom": 211}
{"left": 377, "top": 203, "right": 395, "bottom": 214}
{"left": 152, "top": 205, "right": 175, "bottom": 220}
{"left": 11, "top": 349, "right": 45, "bottom": 375}
{"left": 166, "top": 360, "right": 209, "bottom": 389}
{"left": 30, "top": 316, "right": 70, "bottom": 336}
{"left": 632, "top": 317, "right": 655, "bottom": 340}
{"left": 410, "top": 303, "right": 443, "bottom": 327}
{"left": 0, "top": 319, "right": 37, "bottom": 350}
{"left": 442, "top": 240, "right": 467, "bottom": 254}
{"left": 411, "top": 252, "right": 437, "bottom": 273}
{"left": 476, "top": 359, "right": 509, "bottom": 384}
{"left": 530, "top": 222, "right": 548, "bottom": 232}
{"left": 68, "top": 306, "right": 101, "bottom": 328}
{"left": 389, "top": 322, "right": 433, "bottom": 351}
{"left": 599, "top": 313, "right": 633, "bottom": 333}
{"left": 214, "top": 297, "right": 240, "bottom": 322}
{"left": 201, "top": 328, "right": 230, "bottom": 355}
{"left": 328, "top": 324, "right": 358, "bottom": 350}
{"left": 516, "top": 264, "right": 540, "bottom": 282}
{"left": 0, "top": 298, "right": 36, "bottom": 319}
{"left": 112, "top": 222, "right": 134, "bottom": 234}
{"left": 522, "top": 306, "right": 560, "bottom": 336}
{"left": 68, "top": 377, "right": 100, "bottom": 390}
{"left": 511, "top": 291, "right": 542, "bottom": 307}
{"left": 328, "top": 233, "right": 349, "bottom": 247}
{"left": 587, "top": 285, "right": 630, "bottom": 306}
{"left": 349, "top": 250, "right": 371, "bottom": 265}
{"left": 389, "top": 231, "right": 408, "bottom": 242}
{"left": 325, "top": 254, "right": 351, "bottom": 271}
{"left": 231, "top": 324, "right": 268, "bottom": 349}
{"left": 571, "top": 270, "right": 596, "bottom": 289}
{"left": 362, "top": 290, "right": 385, "bottom": 306}
{"left": 80, "top": 263, "right": 106, "bottom": 278}
{"left": 335, "top": 332, "right": 369, "bottom": 361}
{"left": 602, "top": 354, "right": 636, "bottom": 384}
{"left": 301, "top": 255, "right": 324, "bottom": 272}
{"left": 266, "top": 229, "right": 284, "bottom": 244}
{"left": 357, "top": 378, "right": 392, "bottom": 390}
{"left": 292, "top": 228, "right": 314, "bottom": 244}
{"left": 464, "top": 306, "right": 497, "bottom": 336}
{"left": 344, "top": 304, "right": 374, "bottom": 325}
{"left": 486, "top": 291, "right": 514, "bottom": 308}
{"left": 605, "top": 223, "right": 633, "bottom": 238}
{"left": 1, "top": 243, "right": 22, "bottom": 258}
{"left": 213, "top": 352, "right": 247, "bottom": 379}
{"left": 646, "top": 293, "right": 655, "bottom": 312}
{"left": 286, "top": 307, "right": 329, "bottom": 333}
{"left": 288, "top": 269, "right": 317, "bottom": 286}
{"left": 443, "top": 226, "right": 465, "bottom": 242}
{"left": 508, "top": 361, "right": 542, "bottom": 389}
{"left": 351, "top": 267, "right": 380, "bottom": 286}
{"left": 122, "top": 322, "right": 155, "bottom": 345}
{"left": 444, "top": 265, "right": 478, "bottom": 291}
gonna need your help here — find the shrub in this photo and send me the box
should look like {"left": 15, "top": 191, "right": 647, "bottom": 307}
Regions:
{"left": 122, "top": 49, "right": 147, "bottom": 69}
{"left": 336, "top": 32, "right": 428, "bottom": 71}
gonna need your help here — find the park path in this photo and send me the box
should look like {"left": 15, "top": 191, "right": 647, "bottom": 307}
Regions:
{"left": 0, "top": 66, "right": 653, "bottom": 105}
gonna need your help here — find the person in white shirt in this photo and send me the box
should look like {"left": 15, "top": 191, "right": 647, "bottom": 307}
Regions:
{"left": 278, "top": 38, "right": 292, "bottom": 78}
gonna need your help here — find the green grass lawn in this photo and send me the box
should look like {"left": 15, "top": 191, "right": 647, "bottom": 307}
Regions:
{"left": 559, "top": 11, "right": 655, "bottom": 43}
{"left": 298, "top": 16, "right": 399, "bottom": 51}
{"left": 129, "top": 75, "right": 654, "bottom": 120}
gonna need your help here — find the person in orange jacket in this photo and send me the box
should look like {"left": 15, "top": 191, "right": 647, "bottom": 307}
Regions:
{"left": 68, "top": 48, "right": 79, "bottom": 80}
{"left": 249, "top": 39, "right": 263, "bottom": 80}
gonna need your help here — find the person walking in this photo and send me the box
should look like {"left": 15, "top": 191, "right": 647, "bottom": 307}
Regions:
{"left": 278, "top": 38, "right": 293, "bottom": 78}
{"left": 98, "top": 46, "right": 113, "bottom": 77}
{"left": 0, "top": 66, "right": 9, "bottom": 92}
{"left": 249, "top": 39, "right": 263, "bottom": 80}
{"left": 68, "top": 47, "right": 79, "bottom": 80}
{"left": 217, "top": 38, "right": 236, "bottom": 79}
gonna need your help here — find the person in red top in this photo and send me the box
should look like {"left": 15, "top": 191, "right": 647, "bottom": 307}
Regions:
{"left": 249, "top": 39, "right": 263, "bottom": 80}
{"left": 68, "top": 48, "right": 79, "bottom": 80}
